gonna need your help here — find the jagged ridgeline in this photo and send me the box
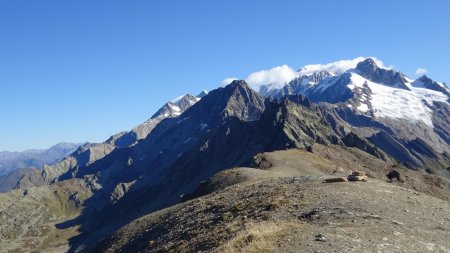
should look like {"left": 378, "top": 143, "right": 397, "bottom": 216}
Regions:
{"left": 1, "top": 58, "right": 449, "bottom": 252}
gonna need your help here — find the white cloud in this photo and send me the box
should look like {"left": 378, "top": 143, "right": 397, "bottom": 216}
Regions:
{"left": 245, "top": 65, "right": 299, "bottom": 90}
{"left": 222, "top": 57, "right": 390, "bottom": 92}
{"left": 415, "top": 68, "right": 428, "bottom": 76}
{"left": 298, "top": 57, "right": 387, "bottom": 76}
{"left": 170, "top": 94, "right": 188, "bottom": 103}
{"left": 221, "top": 77, "right": 238, "bottom": 86}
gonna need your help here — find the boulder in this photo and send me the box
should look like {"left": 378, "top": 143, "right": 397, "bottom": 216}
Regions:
{"left": 323, "top": 177, "right": 348, "bottom": 183}
{"left": 386, "top": 170, "right": 403, "bottom": 182}
{"left": 347, "top": 175, "right": 368, "bottom": 182}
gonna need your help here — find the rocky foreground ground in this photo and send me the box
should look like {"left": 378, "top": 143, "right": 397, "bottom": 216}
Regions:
{"left": 0, "top": 179, "right": 92, "bottom": 253}
{"left": 91, "top": 146, "right": 450, "bottom": 253}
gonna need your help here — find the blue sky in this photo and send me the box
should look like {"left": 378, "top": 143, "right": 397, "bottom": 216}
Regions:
{"left": 1, "top": 0, "right": 449, "bottom": 151}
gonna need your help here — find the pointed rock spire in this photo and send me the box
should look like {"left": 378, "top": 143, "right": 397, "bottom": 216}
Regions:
{"left": 189, "top": 80, "right": 265, "bottom": 124}
{"left": 355, "top": 58, "right": 410, "bottom": 90}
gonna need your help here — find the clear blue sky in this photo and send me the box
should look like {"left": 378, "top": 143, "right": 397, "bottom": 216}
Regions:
{"left": 1, "top": 0, "right": 449, "bottom": 151}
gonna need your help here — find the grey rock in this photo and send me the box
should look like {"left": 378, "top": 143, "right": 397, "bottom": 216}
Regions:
{"left": 354, "top": 58, "right": 410, "bottom": 90}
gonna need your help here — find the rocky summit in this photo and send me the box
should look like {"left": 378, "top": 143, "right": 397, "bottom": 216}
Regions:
{"left": 1, "top": 58, "right": 449, "bottom": 253}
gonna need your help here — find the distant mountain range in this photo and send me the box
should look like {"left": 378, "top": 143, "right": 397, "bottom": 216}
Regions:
{"left": 0, "top": 142, "right": 84, "bottom": 175}
{"left": 0, "top": 142, "right": 83, "bottom": 191}
{"left": 1, "top": 57, "right": 449, "bottom": 252}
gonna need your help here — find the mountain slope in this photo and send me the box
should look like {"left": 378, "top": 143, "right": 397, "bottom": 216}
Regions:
{"left": 412, "top": 75, "right": 450, "bottom": 98}
{"left": 14, "top": 93, "right": 203, "bottom": 190}
{"left": 90, "top": 146, "right": 450, "bottom": 253}
{"left": 59, "top": 81, "right": 267, "bottom": 249}
{"left": 0, "top": 142, "right": 82, "bottom": 176}
{"left": 61, "top": 82, "right": 397, "bottom": 251}
{"left": 0, "top": 142, "right": 83, "bottom": 192}
{"left": 0, "top": 167, "right": 35, "bottom": 192}
{"left": 0, "top": 178, "right": 94, "bottom": 253}
{"left": 255, "top": 58, "right": 450, "bottom": 173}
{"left": 1, "top": 59, "right": 449, "bottom": 253}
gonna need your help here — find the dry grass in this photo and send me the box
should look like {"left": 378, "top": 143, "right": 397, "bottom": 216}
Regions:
{"left": 216, "top": 220, "right": 300, "bottom": 253}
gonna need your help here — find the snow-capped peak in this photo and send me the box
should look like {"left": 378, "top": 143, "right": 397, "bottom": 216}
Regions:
{"left": 346, "top": 72, "right": 448, "bottom": 127}
{"left": 240, "top": 57, "right": 388, "bottom": 92}
{"left": 298, "top": 57, "right": 387, "bottom": 76}
{"left": 197, "top": 90, "right": 209, "bottom": 98}
{"left": 150, "top": 93, "right": 202, "bottom": 120}
{"left": 171, "top": 94, "right": 188, "bottom": 103}
{"left": 240, "top": 57, "right": 449, "bottom": 129}
{"left": 304, "top": 70, "right": 335, "bottom": 84}
{"left": 411, "top": 75, "right": 450, "bottom": 98}
{"left": 413, "top": 75, "right": 448, "bottom": 89}
{"left": 351, "top": 58, "right": 411, "bottom": 90}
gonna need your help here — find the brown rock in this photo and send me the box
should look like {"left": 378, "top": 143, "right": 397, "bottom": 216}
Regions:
{"left": 347, "top": 175, "right": 368, "bottom": 182}
{"left": 351, "top": 171, "right": 366, "bottom": 176}
{"left": 323, "top": 177, "right": 348, "bottom": 183}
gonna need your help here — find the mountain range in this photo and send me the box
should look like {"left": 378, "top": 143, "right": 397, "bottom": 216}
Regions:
{"left": 0, "top": 142, "right": 83, "bottom": 175}
{"left": 1, "top": 57, "right": 449, "bottom": 252}
{"left": 0, "top": 142, "right": 83, "bottom": 192}
{"left": 256, "top": 58, "right": 450, "bottom": 175}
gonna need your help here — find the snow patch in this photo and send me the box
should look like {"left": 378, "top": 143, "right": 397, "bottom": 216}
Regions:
{"left": 316, "top": 76, "right": 342, "bottom": 92}
{"left": 437, "top": 82, "right": 447, "bottom": 88}
{"left": 171, "top": 94, "right": 187, "bottom": 103}
{"left": 229, "top": 57, "right": 389, "bottom": 93}
{"left": 349, "top": 73, "right": 448, "bottom": 127}
{"left": 177, "top": 116, "right": 191, "bottom": 124}
{"left": 169, "top": 104, "right": 181, "bottom": 113}
{"left": 357, "top": 103, "right": 369, "bottom": 112}
{"left": 199, "top": 123, "right": 208, "bottom": 131}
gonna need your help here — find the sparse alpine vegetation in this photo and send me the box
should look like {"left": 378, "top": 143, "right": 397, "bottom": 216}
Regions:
{"left": 1, "top": 58, "right": 449, "bottom": 253}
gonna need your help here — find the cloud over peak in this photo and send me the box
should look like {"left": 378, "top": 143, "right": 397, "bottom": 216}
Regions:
{"left": 415, "top": 68, "right": 428, "bottom": 76}
{"left": 298, "top": 57, "right": 386, "bottom": 76}
{"left": 246, "top": 65, "right": 299, "bottom": 90}
{"left": 221, "top": 57, "right": 389, "bottom": 91}
{"left": 221, "top": 77, "right": 238, "bottom": 86}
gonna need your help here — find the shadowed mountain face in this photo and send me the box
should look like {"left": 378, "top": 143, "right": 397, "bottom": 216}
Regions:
{"left": 40, "top": 81, "right": 390, "bottom": 251}
{"left": 255, "top": 58, "right": 450, "bottom": 174}
{"left": 14, "top": 93, "right": 203, "bottom": 190}
{"left": 413, "top": 75, "right": 450, "bottom": 98}
{"left": 1, "top": 60, "right": 449, "bottom": 252}
{"left": 57, "top": 81, "right": 268, "bottom": 248}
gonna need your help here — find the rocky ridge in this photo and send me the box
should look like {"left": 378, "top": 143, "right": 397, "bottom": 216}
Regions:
{"left": 255, "top": 58, "right": 450, "bottom": 174}
{"left": 0, "top": 59, "right": 449, "bottom": 252}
